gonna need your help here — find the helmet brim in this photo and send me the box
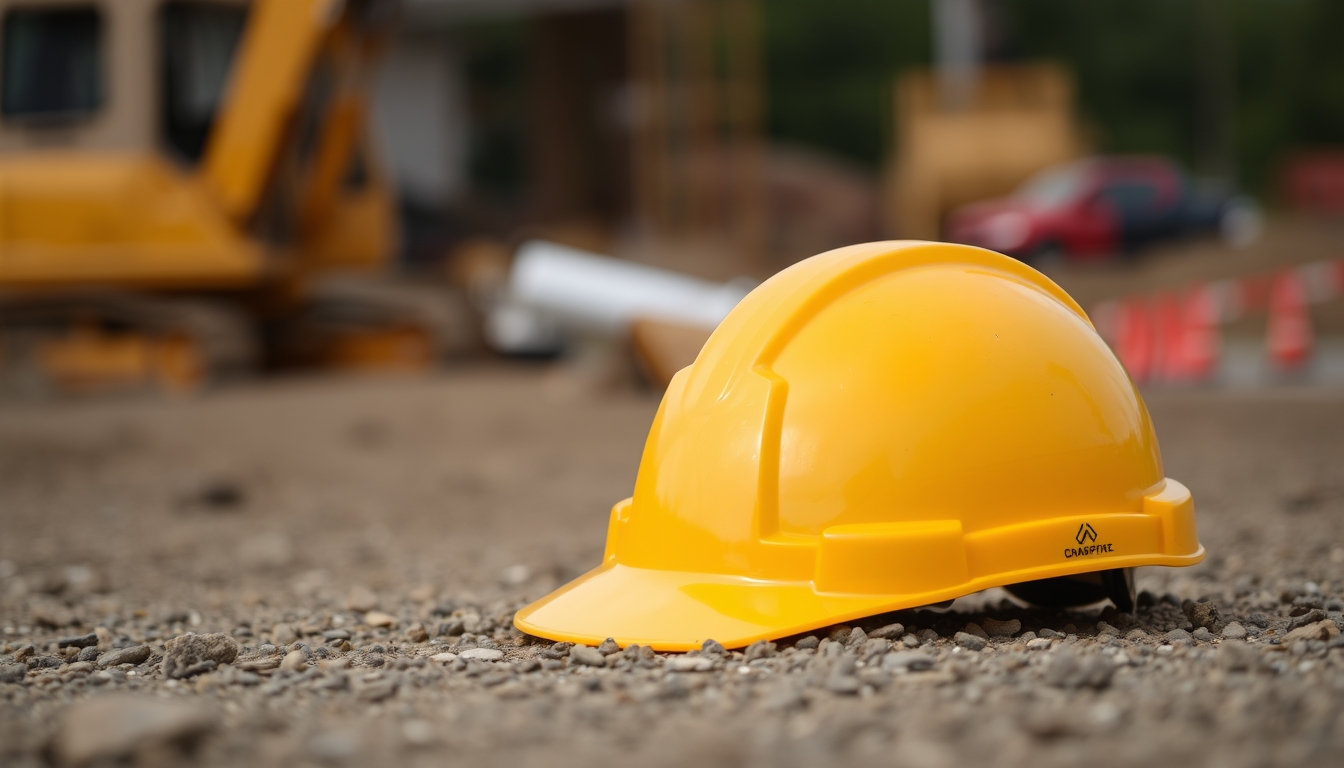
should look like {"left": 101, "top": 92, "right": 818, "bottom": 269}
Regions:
{"left": 514, "top": 562, "right": 904, "bottom": 652}
{"left": 515, "top": 545, "right": 1204, "bottom": 652}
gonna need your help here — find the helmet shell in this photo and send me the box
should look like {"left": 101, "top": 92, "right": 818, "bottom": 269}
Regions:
{"left": 517, "top": 241, "right": 1202, "bottom": 650}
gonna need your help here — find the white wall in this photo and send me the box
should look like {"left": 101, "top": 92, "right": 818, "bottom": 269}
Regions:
{"left": 371, "top": 33, "right": 468, "bottom": 208}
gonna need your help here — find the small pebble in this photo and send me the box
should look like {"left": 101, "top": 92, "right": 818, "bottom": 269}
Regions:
{"left": 1184, "top": 600, "right": 1220, "bottom": 630}
{"left": 981, "top": 618, "right": 1021, "bottom": 638}
{"left": 664, "top": 656, "right": 714, "bottom": 672}
{"left": 744, "top": 640, "right": 777, "bottom": 661}
{"left": 58, "top": 632, "right": 99, "bottom": 649}
{"left": 881, "top": 651, "right": 935, "bottom": 671}
{"left": 460, "top": 648, "right": 505, "bottom": 662}
{"left": 364, "top": 611, "right": 397, "bottom": 629}
{"left": 868, "top": 623, "right": 905, "bottom": 639}
{"left": 954, "top": 632, "right": 987, "bottom": 651}
{"left": 97, "top": 645, "right": 151, "bottom": 668}
{"left": 961, "top": 623, "right": 989, "bottom": 640}
{"left": 162, "top": 633, "right": 239, "bottom": 679}
{"left": 280, "top": 650, "right": 307, "bottom": 672}
{"left": 1165, "top": 629, "right": 1193, "bottom": 646}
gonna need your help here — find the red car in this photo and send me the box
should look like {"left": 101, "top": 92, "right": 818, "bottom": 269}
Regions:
{"left": 948, "top": 156, "right": 1260, "bottom": 263}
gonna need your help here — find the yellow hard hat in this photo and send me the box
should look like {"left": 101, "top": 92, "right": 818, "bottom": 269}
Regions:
{"left": 515, "top": 241, "right": 1203, "bottom": 651}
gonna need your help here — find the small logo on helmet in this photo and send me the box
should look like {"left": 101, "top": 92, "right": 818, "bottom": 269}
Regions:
{"left": 1064, "top": 523, "right": 1111, "bottom": 558}
{"left": 1075, "top": 523, "right": 1098, "bottom": 545}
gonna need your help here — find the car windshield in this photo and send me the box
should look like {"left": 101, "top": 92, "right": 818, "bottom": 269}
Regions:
{"left": 1014, "top": 164, "right": 1087, "bottom": 210}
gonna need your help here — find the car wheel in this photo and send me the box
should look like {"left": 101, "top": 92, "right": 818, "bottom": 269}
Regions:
{"left": 1219, "top": 197, "right": 1263, "bottom": 248}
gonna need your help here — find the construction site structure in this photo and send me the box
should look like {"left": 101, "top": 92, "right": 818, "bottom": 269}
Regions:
{"left": 887, "top": 62, "right": 1084, "bottom": 240}
{"left": 0, "top": 0, "right": 460, "bottom": 394}
{"left": 623, "top": 0, "right": 767, "bottom": 268}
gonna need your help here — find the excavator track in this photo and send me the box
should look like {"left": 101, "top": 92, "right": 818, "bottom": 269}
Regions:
{"left": 0, "top": 294, "right": 257, "bottom": 397}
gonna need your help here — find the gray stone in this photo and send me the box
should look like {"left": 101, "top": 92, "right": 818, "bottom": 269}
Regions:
{"left": 881, "top": 651, "right": 935, "bottom": 671}
{"left": 961, "top": 622, "right": 989, "bottom": 640}
{"left": 954, "top": 632, "right": 987, "bottom": 651}
{"left": 53, "top": 694, "right": 214, "bottom": 767}
{"left": 280, "top": 650, "right": 307, "bottom": 672}
{"left": 1282, "top": 620, "right": 1338, "bottom": 644}
{"left": 664, "top": 656, "right": 714, "bottom": 672}
{"left": 597, "top": 638, "right": 620, "bottom": 655}
{"left": 567, "top": 645, "right": 607, "bottom": 667}
{"left": 868, "top": 623, "right": 905, "bottom": 639}
{"left": 981, "top": 618, "right": 1021, "bottom": 638}
{"left": 700, "top": 639, "right": 726, "bottom": 656}
{"left": 1165, "top": 629, "right": 1193, "bottom": 646}
{"left": 825, "top": 675, "right": 861, "bottom": 694}
{"left": 845, "top": 627, "right": 868, "bottom": 647}
{"left": 460, "top": 648, "right": 505, "bottom": 662}
{"left": 358, "top": 679, "right": 399, "bottom": 702}
{"left": 0, "top": 663, "right": 25, "bottom": 683}
{"left": 1192, "top": 627, "right": 1214, "bottom": 643}
{"left": 76, "top": 646, "right": 99, "bottom": 663}
{"left": 1220, "top": 622, "right": 1247, "bottom": 640}
{"left": 58, "top": 632, "right": 99, "bottom": 649}
{"left": 1044, "top": 650, "right": 1114, "bottom": 690}
{"left": 1218, "top": 640, "right": 1259, "bottom": 672}
{"left": 97, "top": 646, "right": 151, "bottom": 668}
{"left": 1184, "top": 600, "right": 1220, "bottom": 630}
{"left": 744, "top": 640, "right": 777, "bottom": 661}
{"left": 163, "top": 634, "right": 239, "bottom": 679}
{"left": 1288, "top": 609, "right": 1327, "bottom": 631}
{"left": 860, "top": 638, "right": 890, "bottom": 659}
{"left": 793, "top": 636, "right": 819, "bottom": 650}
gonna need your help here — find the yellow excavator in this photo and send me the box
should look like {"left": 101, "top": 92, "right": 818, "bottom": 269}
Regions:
{"left": 0, "top": 0, "right": 453, "bottom": 394}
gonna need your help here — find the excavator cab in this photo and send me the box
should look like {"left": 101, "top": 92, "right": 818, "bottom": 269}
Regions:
{"left": 0, "top": 0, "right": 425, "bottom": 394}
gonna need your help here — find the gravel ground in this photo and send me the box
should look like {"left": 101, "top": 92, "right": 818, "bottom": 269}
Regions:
{"left": 2, "top": 368, "right": 1343, "bottom": 768}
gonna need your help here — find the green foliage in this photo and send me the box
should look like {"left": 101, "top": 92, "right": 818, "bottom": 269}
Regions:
{"left": 763, "top": 0, "right": 1344, "bottom": 193}
{"left": 764, "top": 0, "right": 930, "bottom": 168}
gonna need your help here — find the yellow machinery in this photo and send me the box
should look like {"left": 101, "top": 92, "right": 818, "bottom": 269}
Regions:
{"left": 0, "top": 0, "right": 424, "bottom": 393}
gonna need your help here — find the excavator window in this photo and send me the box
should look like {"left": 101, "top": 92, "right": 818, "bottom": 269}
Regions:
{"left": 159, "top": 1, "right": 245, "bottom": 162}
{"left": 1, "top": 6, "right": 103, "bottom": 120}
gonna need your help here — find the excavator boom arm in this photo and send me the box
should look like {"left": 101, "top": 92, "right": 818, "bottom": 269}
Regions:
{"left": 200, "top": 0, "right": 337, "bottom": 224}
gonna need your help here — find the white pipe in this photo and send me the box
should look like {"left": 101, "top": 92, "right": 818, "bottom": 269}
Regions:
{"left": 507, "top": 240, "right": 754, "bottom": 335}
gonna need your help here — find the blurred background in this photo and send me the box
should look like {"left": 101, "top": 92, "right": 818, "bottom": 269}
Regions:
{"left": 1, "top": 0, "right": 1342, "bottom": 394}
{"left": 2, "top": 9, "right": 1344, "bottom": 764}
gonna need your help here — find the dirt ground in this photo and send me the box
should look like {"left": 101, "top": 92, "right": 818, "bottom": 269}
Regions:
{"left": 2, "top": 367, "right": 1343, "bottom": 768}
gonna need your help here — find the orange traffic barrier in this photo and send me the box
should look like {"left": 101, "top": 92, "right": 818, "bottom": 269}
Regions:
{"left": 1153, "top": 293, "right": 1186, "bottom": 381}
{"left": 1094, "top": 255, "right": 1343, "bottom": 384}
{"left": 1178, "top": 284, "right": 1221, "bottom": 381}
{"left": 1115, "top": 300, "right": 1155, "bottom": 382}
{"left": 1266, "top": 270, "right": 1313, "bottom": 371}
